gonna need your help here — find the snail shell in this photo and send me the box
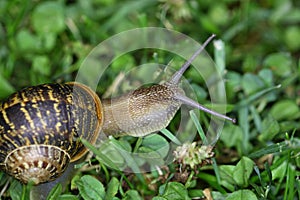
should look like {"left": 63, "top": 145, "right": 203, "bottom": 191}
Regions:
{"left": 0, "top": 82, "right": 103, "bottom": 184}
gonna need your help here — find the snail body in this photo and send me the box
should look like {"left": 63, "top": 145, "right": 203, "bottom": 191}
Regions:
{"left": 102, "top": 83, "right": 184, "bottom": 137}
{"left": 0, "top": 34, "right": 235, "bottom": 185}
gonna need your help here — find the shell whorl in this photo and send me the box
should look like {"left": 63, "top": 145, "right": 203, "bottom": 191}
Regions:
{"left": 5, "top": 145, "right": 70, "bottom": 184}
{"left": 0, "top": 82, "right": 103, "bottom": 184}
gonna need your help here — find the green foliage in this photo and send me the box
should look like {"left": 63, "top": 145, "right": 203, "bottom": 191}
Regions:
{"left": 46, "top": 184, "right": 62, "bottom": 200}
{"left": 0, "top": 0, "right": 299, "bottom": 200}
{"left": 76, "top": 175, "right": 105, "bottom": 200}
{"left": 156, "top": 182, "right": 190, "bottom": 200}
{"left": 226, "top": 190, "right": 258, "bottom": 200}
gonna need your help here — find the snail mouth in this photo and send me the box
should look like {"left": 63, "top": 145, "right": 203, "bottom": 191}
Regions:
{"left": 4, "top": 145, "right": 70, "bottom": 185}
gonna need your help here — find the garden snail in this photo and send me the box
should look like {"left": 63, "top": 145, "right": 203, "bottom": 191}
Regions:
{"left": 0, "top": 35, "right": 235, "bottom": 186}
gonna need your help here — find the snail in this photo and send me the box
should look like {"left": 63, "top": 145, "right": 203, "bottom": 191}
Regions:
{"left": 0, "top": 34, "right": 235, "bottom": 186}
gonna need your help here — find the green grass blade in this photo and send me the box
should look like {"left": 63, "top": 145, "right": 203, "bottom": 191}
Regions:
{"left": 160, "top": 128, "right": 182, "bottom": 145}
{"left": 189, "top": 110, "right": 207, "bottom": 145}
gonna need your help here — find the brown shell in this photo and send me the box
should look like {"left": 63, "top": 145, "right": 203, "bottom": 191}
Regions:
{"left": 5, "top": 145, "right": 70, "bottom": 184}
{"left": 0, "top": 82, "right": 103, "bottom": 184}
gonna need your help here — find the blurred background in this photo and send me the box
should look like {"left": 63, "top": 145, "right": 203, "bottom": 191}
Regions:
{"left": 0, "top": 0, "right": 299, "bottom": 199}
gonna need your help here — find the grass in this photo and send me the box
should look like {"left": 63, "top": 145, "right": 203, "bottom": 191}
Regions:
{"left": 0, "top": 0, "right": 299, "bottom": 199}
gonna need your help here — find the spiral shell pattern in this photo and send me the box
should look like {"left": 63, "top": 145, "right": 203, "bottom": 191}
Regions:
{"left": 0, "top": 82, "right": 103, "bottom": 184}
